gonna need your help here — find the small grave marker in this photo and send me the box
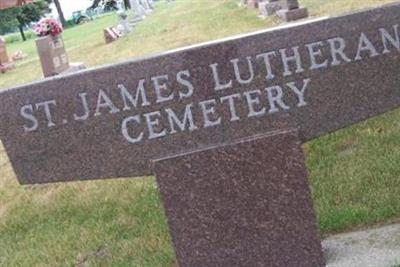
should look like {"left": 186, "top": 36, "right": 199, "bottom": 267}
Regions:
{"left": 116, "top": 10, "right": 132, "bottom": 35}
{"left": 0, "top": 37, "right": 10, "bottom": 64}
{"left": 277, "top": 0, "right": 309, "bottom": 22}
{"left": 1, "top": 3, "right": 400, "bottom": 266}
{"left": 247, "top": 0, "right": 259, "bottom": 9}
{"left": 259, "top": 0, "right": 282, "bottom": 17}
{"left": 104, "top": 27, "right": 121, "bottom": 43}
{"left": 130, "top": 0, "right": 146, "bottom": 23}
{"left": 0, "top": 37, "right": 15, "bottom": 73}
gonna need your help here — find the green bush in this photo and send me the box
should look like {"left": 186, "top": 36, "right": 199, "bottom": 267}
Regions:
{"left": 64, "top": 20, "right": 76, "bottom": 29}
{"left": 4, "top": 30, "right": 34, "bottom": 44}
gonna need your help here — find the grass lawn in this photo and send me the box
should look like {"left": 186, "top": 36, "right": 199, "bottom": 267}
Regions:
{"left": 1, "top": 0, "right": 400, "bottom": 266}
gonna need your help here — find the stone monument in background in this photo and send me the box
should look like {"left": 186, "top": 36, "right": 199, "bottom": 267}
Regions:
{"left": 0, "top": 37, "right": 15, "bottom": 73}
{"left": 277, "top": 0, "right": 308, "bottom": 21}
{"left": 140, "top": 0, "right": 153, "bottom": 13}
{"left": 259, "top": 0, "right": 282, "bottom": 17}
{"left": 130, "top": 0, "right": 146, "bottom": 23}
{"left": 0, "top": 37, "right": 10, "bottom": 64}
{"left": 34, "top": 18, "right": 85, "bottom": 78}
{"left": 35, "top": 35, "right": 70, "bottom": 77}
{"left": 244, "top": 0, "right": 309, "bottom": 21}
{"left": 117, "top": 10, "right": 132, "bottom": 35}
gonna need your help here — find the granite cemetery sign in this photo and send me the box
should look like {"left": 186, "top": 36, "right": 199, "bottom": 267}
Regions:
{"left": 1, "top": 3, "right": 400, "bottom": 266}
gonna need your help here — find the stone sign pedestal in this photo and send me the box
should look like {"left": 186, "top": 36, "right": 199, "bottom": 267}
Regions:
{"left": 154, "top": 130, "right": 324, "bottom": 267}
{"left": 36, "top": 35, "right": 69, "bottom": 77}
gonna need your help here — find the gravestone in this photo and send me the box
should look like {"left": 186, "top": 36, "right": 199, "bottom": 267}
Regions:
{"left": 239, "top": 0, "right": 248, "bottom": 6}
{"left": 0, "top": 37, "right": 10, "bottom": 64}
{"left": 140, "top": 0, "right": 152, "bottom": 13}
{"left": 247, "top": 0, "right": 259, "bottom": 9}
{"left": 130, "top": 0, "right": 146, "bottom": 23}
{"left": 104, "top": 27, "right": 121, "bottom": 43}
{"left": 148, "top": 0, "right": 154, "bottom": 9}
{"left": 35, "top": 36, "right": 69, "bottom": 77}
{"left": 0, "top": 37, "right": 15, "bottom": 73}
{"left": 259, "top": 0, "right": 282, "bottom": 17}
{"left": 277, "top": 0, "right": 309, "bottom": 21}
{"left": 1, "top": 2, "right": 400, "bottom": 266}
{"left": 35, "top": 36, "right": 85, "bottom": 78}
{"left": 117, "top": 10, "right": 132, "bottom": 35}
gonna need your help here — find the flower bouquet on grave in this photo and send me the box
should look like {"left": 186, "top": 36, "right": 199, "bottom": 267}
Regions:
{"left": 33, "top": 18, "right": 70, "bottom": 77}
{"left": 33, "top": 18, "right": 63, "bottom": 38}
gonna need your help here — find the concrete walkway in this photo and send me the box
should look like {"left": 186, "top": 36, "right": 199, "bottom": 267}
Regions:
{"left": 322, "top": 223, "right": 400, "bottom": 267}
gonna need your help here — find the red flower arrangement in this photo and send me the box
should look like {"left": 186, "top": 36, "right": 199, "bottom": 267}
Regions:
{"left": 34, "top": 18, "right": 63, "bottom": 37}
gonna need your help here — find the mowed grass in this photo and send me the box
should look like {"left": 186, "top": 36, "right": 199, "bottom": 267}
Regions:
{"left": 1, "top": 0, "right": 400, "bottom": 266}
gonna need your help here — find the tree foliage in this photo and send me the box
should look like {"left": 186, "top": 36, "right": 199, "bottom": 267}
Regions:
{"left": 0, "top": 1, "right": 50, "bottom": 37}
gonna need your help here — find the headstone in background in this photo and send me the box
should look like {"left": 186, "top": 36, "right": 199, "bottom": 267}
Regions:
{"left": 140, "top": 0, "right": 152, "bottom": 13}
{"left": 148, "top": 0, "right": 154, "bottom": 9}
{"left": 239, "top": 0, "right": 248, "bottom": 6}
{"left": 117, "top": 10, "right": 132, "bottom": 35}
{"left": 0, "top": 37, "right": 10, "bottom": 64}
{"left": 104, "top": 27, "right": 121, "bottom": 43}
{"left": 130, "top": 0, "right": 146, "bottom": 23}
{"left": 35, "top": 36, "right": 69, "bottom": 77}
{"left": 35, "top": 36, "right": 85, "bottom": 77}
{"left": 247, "top": 0, "right": 259, "bottom": 9}
{"left": 0, "top": 37, "right": 15, "bottom": 74}
{"left": 277, "top": 0, "right": 308, "bottom": 21}
{"left": 259, "top": 0, "right": 282, "bottom": 17}
{"left": 11, "top": 51, "right": 27, "bottom": 61}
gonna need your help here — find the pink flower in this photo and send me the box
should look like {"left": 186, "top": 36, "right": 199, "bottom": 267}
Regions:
{"left": 34, "top": 18, "right": 63, "bottom": 37}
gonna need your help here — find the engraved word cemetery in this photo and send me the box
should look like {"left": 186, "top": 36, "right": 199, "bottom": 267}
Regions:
{"left": 1, "top": 2, "right": 400, "bottom": 267}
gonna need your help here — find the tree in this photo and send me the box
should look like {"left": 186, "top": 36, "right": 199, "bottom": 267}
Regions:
{"left": 52, "top": 0, "right": 66, "bottom": 27}
{"left": 0, "top": 8, "right": 19, "bottom": 35}
{"left": 0, "top": 1, "right": 50, "bottom": 41}
{"left": 16, "top": 1, "right": 50, "bottom": 41}
{"left": 89, "top": 0, "right": 102, "bottom": 9}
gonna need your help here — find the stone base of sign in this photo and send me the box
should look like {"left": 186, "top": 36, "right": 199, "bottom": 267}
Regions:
{"left": 153, "top": 130, "right": 324, "bottom": 267}
{"left": 0, "top": 61, "right": 15, "bottom": 74}
{"left": 277, "top": 6, "right": 309, "bottom": 22}
{"left": 259, "top": 1, "right": 282, "bottom": 17}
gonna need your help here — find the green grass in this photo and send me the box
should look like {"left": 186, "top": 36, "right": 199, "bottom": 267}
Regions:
{"left": 1, "top": 0, "right": 400, "bottom": 266}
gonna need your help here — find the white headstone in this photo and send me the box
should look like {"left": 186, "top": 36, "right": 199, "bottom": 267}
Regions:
{"left": 117, "top": 10, "right": 132, "bottom": 34}
{"left": 129, "top": 0, "right": 146, "bottom": 23}
{"left": 140, "top": 0, "right": 152, "bottom": 13}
